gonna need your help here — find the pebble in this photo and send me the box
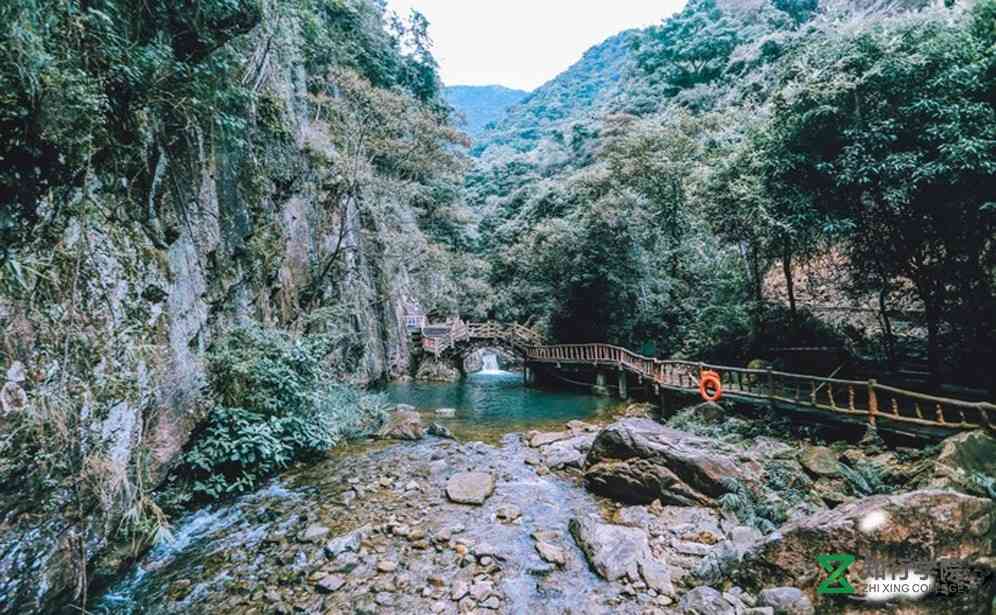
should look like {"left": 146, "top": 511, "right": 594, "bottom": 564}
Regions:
{"left": 377, "top": 560, "right": 398, "bottom": 573}
{"left": 481, "top": 596, "right": 501, "bottom": 609}
{"left": 315, "top": 574, "right": 346, "bottom": 593}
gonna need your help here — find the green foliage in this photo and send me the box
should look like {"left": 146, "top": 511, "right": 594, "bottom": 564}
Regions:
{"left": 838, "top": 462, "right": 888, "bottom": 496}
{"left": 773, "top": 0, "right": 818, "bottom": 25}
{"left": 299, "top": 0, "right": 443, "bottom": 105}
{"left": 169, "top": 326, "right": 388, "bottom": 502}
{"left": 760, "top": 6, "right": 996, "bottom": 385}
{"left": 636, "top": 0, "right": 743, "bottom": 92}
{"left": 0, "top": 0, "right": 261, "bottom": 249}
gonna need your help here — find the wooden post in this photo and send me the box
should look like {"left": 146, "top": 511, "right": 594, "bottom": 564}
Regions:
{"left": 867, "top": 379, "right": 878, "bottom": 428}
{"left": 980, "top": 403, "right": 995, "bottom": 431}
{"left": 766, "top": 368, "right": 774, "bottom": 409}
{"left": 618, "top": 370, "right": 629, "bottom": 400}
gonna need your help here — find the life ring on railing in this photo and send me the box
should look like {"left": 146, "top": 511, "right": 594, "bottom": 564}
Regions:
{"left": 699, "top": 370, "right": 722, "bottom": 402}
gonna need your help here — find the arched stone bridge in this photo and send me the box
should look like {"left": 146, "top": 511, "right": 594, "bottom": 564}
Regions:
{"left": 415, "top": 320, "right": 995, "bottom": 437}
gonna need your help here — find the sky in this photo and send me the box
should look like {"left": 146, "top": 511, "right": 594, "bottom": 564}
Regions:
{"left": 385, "top": 0, "right": 686, "bottom": 91}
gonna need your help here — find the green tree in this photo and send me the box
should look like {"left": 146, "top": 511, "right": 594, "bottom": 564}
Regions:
{"left": 636, "top": 0, "right": 742, "bottom": 92}
{"left": 763, "top": 5, "right": 996, "bottom": 387}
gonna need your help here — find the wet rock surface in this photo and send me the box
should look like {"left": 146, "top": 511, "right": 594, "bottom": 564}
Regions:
{"left": 584, "top": 418, "right": 764, "bottom": 506}
{"left": 95, "top": 431, "right": 675, "bottom": 614}
{"left": 91, "top": 411, "right": 996, "bottom": 615}
{"left": 377, "top": 408, "right": 425, "bottom": 441}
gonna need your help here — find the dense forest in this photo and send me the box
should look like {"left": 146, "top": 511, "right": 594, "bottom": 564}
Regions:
{"left": 0, "top": 0, "right": 994, "bottom": 612}
{"left": 462, "top": 0, "right": 996, "bottom": 396}
{"left": 443, "top": 85, "right": 530, "bottom": 140}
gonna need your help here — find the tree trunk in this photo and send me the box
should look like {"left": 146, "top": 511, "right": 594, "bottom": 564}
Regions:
{"left": 781, "top": 240, "right": 796, "bottom": 324}
{"left": 877, "top": 288, "right": 897, "bottom": 371}
{"left": 925, "top": 303, "right": 941, "bottom": 391}
{"left": 749, "top": 240, "right": 764, "bottom": 345}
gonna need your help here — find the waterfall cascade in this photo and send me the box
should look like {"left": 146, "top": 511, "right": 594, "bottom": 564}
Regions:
{"left": 481, "top": 353, "right": 501, "bottom": 373}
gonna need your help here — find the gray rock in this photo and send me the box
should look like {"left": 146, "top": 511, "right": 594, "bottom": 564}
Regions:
{"left": 481, "top": 596, "right": 501, "bottom": 609}
{"left": 639, "top": 558, "right": 675, "bottom": 596}
{"left": 584, "top": 419, "right": 762, "bottom": 506}
{"left": 736, "top": 490, "right": 994, "bottom": 606}
{"left": 315, "top": 574, "right": 346, "bottom": 593}
{"left": 528, "top": 431, "right": 573, "bottom": 447}
{"left": 798, "top": 446, "right": 839, "bottom": 477}
{"left": 535, "top": 541, "right": 566, "bottom": 566}
{"left": 376, "top": 559, "right": 398, "bottom": 573}
{"left": 930, "top": 430, "right": 996, "bottom": 494}
{"left": 299, "top": 524, "right": 330, "bottom": 543}
{"left": 694, "top": 541, "right": 742, "bottom": 585}
{"left": 427, "top": 422, "right": 455, "bottom": 439}
{"left": 541, "top": 434, "right": 596, "bottom": 470}
{"left": 445, "top": 472, "right": 496, "bottom": 505}
{"left": 569, "top": 515, "right": 650, "bottom": 581}
{"left": 450, "top": 579, "right": 469, "bottom": 600}
{"left": 324, "top": 526, "right": 367, "bottom": 558}
{"left": 6, "top": 361, "right": 26, "bottom": 383}
{"left": 495, "top": 504, "right": 521, "bottom": 523}
{"left": 678, "top": 586, "right": 737, "bottom": 615}
{"left": 469, "top": 581, "right": 493, "bottom": 600}
{"left": 757, "top": 587, "right": 814, "bottom": 615}
{"left": 378, "top": 409, "right": 425, "bottom": 441}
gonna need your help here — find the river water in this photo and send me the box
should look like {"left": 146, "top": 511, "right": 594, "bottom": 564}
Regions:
{"left": 90, "top": 368, "right": 624, "bottom": 613}
{"left": 381, "top": 368, "right": 620, "bottom": 442}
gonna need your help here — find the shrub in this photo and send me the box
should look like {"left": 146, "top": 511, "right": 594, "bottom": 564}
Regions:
{"left": 167, "top": 325, "right": 388, "bottom": 502}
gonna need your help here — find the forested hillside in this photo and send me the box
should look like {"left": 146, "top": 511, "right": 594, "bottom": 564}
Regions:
{"left": 468, "top": 0, "right": 996, "bottom": 395}
{"left": 443, "top": 85, "right": 529, "bottom": 139}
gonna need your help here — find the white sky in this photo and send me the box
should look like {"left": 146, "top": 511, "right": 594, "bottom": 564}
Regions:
{"left": 386, "top": 1, "right": 687, "bottom": 91}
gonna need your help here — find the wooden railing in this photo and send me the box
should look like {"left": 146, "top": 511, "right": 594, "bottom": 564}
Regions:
{"left": 416, "top": 322, "right": 993, "bottom": 432}
{"left": 421, "top": 320, "right": 544, "bottom": 356}
{"left": 526, "top": 343, "right": 995, "bottom": 432}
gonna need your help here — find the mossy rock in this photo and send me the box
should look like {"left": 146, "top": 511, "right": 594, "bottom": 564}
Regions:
{"left": 931, "top": 430, "right": 996, "bottom": 496}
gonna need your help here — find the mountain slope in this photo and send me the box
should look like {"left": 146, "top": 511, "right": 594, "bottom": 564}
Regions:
{"left": 471, "top": 29, "right": 655, "bottom": 157}
{"left": 444, "top": 85, "right": 529, "bottom": 139}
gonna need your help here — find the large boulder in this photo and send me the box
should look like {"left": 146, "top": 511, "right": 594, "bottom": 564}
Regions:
{"left": 445, "top": 472, "right": 495, "bottom": 505}
{"left": 798, "top": 446, "right": 839, "bottom": 477}
{"left": 540, "top": 434, "right": 596, "bottom": 470}
{"left": 584, "top": 419, "right": 763, "bottom": 506}
{"left": 928, "top": 430, "right": 996, "bottom": 495}
{"left": 568, "top": 515, "right": 650, "bottom": 581}
{"left": 736, "top": 490, "right": 995, "bottom": 613}
{"left": 415, "top": 357, "right": 461, "bottom": 382}
{"left": 377, "top": 409, "right": 424, "bottom": 441}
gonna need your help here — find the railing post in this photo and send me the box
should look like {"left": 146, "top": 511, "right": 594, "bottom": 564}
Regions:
{"left": 867, "top": 379, "right": 878, "bottom": 428}
{"left": 980, "top": 403, "right": 996, "bottom": 432}
{"left": 766, "top": 368, "right": 774, "bottom": 408}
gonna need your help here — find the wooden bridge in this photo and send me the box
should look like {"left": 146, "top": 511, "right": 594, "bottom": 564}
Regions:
{"left": 417, "top": 320, "right": 995, "bottom": 435}
{"left": 419, "top": 319, "right": 544, "bottom": 356}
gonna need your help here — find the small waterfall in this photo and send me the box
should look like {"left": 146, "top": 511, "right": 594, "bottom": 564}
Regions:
{"left": 481, "top": 352, "right": 501, "bottom": 373}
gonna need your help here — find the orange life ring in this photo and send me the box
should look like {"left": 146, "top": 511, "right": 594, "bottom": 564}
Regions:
{"left": 699, "top": 370, "right": 722, "bottom": 402}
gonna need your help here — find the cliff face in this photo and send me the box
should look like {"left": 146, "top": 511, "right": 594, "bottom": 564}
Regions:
{"left": 0, "top": 3, "right": 461, "bottom": 611}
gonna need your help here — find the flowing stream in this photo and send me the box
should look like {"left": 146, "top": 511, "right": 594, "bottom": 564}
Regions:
{"left": 91, "top": 373, "right": 624, "bottom": 613}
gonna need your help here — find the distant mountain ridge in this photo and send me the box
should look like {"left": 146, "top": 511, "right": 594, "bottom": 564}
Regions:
{"left": 444, "top": 85, "right": 530, "bottom": 140}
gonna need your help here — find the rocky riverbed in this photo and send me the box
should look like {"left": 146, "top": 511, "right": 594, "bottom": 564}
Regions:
{"left": 93, "top": 403, "right": 996, "bottom": 615}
